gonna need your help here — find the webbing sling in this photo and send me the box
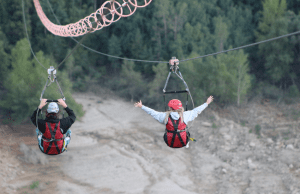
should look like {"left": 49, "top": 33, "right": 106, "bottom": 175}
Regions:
{"left": 45, "top": 122, "right": 61, "bottom": 154}
{"left": 168, "top": 116, "right": 185, "bottom": 147}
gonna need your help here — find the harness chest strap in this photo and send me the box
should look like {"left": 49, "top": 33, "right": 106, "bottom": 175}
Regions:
{"left": 165, "top": 128, "right": 186, "bottom": 133}
{"left": 42, "top": 137, "right": 64, "bottom": 142}
{"left": 168, "top": 115, "right": 186, "bottom": 147}
{"left": 42, "top": 122, "right": 64, "bottom": 142}
{"left": 44, "top": 122, "right": 62, "bottom": 154}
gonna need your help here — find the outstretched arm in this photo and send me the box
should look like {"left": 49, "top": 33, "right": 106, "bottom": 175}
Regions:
{"left": 183, "top": 96, "right": 213, "bottom": 123}
{"left": 134, "top": 100, "right": 166, "bottom": 124}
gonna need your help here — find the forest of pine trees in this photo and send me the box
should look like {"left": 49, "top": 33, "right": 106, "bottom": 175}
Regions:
{"left": 1, "top": 0, "right": 300, "bottom": 123}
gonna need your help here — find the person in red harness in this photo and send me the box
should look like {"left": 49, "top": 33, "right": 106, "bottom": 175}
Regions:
{"left": 31, "top": 99, "right": 76, "bottom": 155}
{"left": 134, "top": 96, "right": 213, "bottom": 148}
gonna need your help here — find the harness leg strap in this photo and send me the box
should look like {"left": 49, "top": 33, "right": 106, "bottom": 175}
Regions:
{"left": 45, "top": 122, "right": 61, "bottom": 154}
{"left": 177, "top": 132, "right": 186, "bottom": 147}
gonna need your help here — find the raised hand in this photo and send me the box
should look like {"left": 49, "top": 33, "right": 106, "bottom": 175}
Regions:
{"left": 134, "top": 100, "right": 143, "bottom": 108}
{"left": 39, "top": 99, "right": 48, "bottom": 109}
{"left": 57, "top": 98, "right": 67, "bottom": 108}
{"left": 206, "top": 96, "right": 214, "bottom": 105}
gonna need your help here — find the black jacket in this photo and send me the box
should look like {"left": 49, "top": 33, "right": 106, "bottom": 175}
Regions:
{"left": 31, "top": 107, "right": 76, "bottom": 134}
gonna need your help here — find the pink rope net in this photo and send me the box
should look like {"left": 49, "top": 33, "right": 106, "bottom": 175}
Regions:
{"left": 33, "top": 0, "right": 152, "bottom": 37}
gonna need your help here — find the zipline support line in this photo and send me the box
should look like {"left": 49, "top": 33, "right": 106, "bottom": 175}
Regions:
{"left": 22, "top": 0, "right": 47, "bottom": 70}
{"left": 40, "top": 66, "right": 65, "bottom": 101}
{"left": 33, "top": 0, "right": 152, "bottom": 37}
{"left": 45, "top": 0, "right": 167, "bottom": 65}
{"left": 179, "top": 30, "right": 300, "bottom": 62}
{"left": 43, "top": 0, "right": 300, "bottom": 66}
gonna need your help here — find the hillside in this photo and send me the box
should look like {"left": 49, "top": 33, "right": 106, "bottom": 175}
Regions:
{"left": 1, "top": 92, "right": 300, "bottom": 194}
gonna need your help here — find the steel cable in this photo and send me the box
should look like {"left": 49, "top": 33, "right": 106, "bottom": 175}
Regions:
{"left": 45, "top": 0, "right": 168, "bottom": 64}
{"left": 22, "top": 0, "right": 47, "bottom": 70}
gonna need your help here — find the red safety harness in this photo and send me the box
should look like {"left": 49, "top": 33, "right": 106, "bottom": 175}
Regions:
{"left": 41, "top": 122, "right": 64, "bottom": 155}
{"left": 164, "top": 115, "right": 190, "bottom": 148}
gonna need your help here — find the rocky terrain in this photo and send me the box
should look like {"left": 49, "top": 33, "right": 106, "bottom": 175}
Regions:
{"left": 1, "top": 92, "right": 300, "bottom": 194}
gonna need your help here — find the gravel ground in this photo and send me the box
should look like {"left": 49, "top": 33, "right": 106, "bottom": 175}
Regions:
{"left": 1, "top": 92, "right": 300, "bottom": 194}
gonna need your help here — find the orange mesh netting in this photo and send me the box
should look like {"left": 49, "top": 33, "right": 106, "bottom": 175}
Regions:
{"left": 33, "top": 0, "right": 152, "bottom": 37}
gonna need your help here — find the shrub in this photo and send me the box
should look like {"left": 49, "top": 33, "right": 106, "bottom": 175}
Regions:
{"left": 30, "top": 181, "right": 39, "bottom": 189}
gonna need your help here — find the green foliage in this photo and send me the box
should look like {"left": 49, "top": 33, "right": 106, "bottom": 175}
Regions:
{"left": 240, "top": 120, "right": 246, "bottom": 126}
{"left": 30, "top": 181, "right": 39, "bottom": 189}
{"left": 260, "top": 0, "right": 287, "bottom": 26}
{"left": 229, "top": 50, "right": 251, "bottom": 106}
{"left": 147, "top": 63, "right": 168, "bottom": 106}
{"left": 255, "top": 124, "right": 261, "bottom": 135}
{"left": 214, "top": 16, "right": 229, "bottom": 51}
{"left": 179, "top": 53, "right": 206, "bottom": 106}
{"left": 212, "top": 123, "right": 217, "bottom": 128}
{"left": 0, "top": 39, "right": 84, "bottom": 124}
{"left": 288, "top": 85, "right": 300, "bottom": 98}
{"left": 108, "top": 34, "right": 121, "bottom": 71}
{"left": 182, "top": 49, "right": 251, "bottom": 105}
{"left": 0, "top": 39, "right": 9, "bottom": 85}
{"left": 64, "top": 49, "right": 75, "bottom": 81}
{"left": 260, "top": 82, "right": 283, "bottom": 100}
{"left": 1, "top": 0, "right": 300, "bottom": 114}
{"left": 119, "top": 61, "right": 145, "bottom": 102}
{"left": 0, "top": 0, "right": 32, "bottom": 45}
{"left": 256, "top": 0, "right": 292, "bottom": 84}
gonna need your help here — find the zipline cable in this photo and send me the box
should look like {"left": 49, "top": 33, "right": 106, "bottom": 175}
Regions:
{"left": 179, "top": 30, "right": 300, "bottom": 62}
{"left": 55, "top": 28, "right": 92, "bottom": 69}
{"left": 23, "top": 0, "right": 89, "bottom": 70}
{"left": 23, "top": 0, "right": 94, "bottom": 70}
{"left": 45, "top": 0, "right": 169, "bottom": 64}
{"left": 22, "top": 0, "right": 47, "bottom": 70}
{"left": 34, "top": 0, "right": 152, "bottom": 37}
{"left": 46, "top": 0, "right": 300, "bottom": 65}
{"left": 33, "top": 0, "right": 300, "bottom": 67}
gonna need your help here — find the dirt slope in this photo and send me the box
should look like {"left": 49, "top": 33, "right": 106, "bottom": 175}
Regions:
{"left": 1, "top": 92, "right": 300, "bottom": 194}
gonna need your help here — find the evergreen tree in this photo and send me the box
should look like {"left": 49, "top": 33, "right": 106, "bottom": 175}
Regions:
{"left": 148, "top": 63, "right": 168, "bottom": 107}
{"left": 0, "top": 29, "right": 9, "bottom": 88}
{"left": 119, "top": 60, "right": 145, "bottom": 102}
{"left": 256, "top": 0, "right": 293, "bottom": 85}
{"left": 0, "top": 39, "right": 83, "bottom": 124}
{"left": 226, "top": 50, "right": 251, "bottom": 106}
{"left": 64, "top": 49, "right": 75, "bottom": 81}
{"left": 214, "top": 16, "right": 229, "bottom": 52}
{"left": 108, "top": 34, "right": 122, "bottom": 72}
{"left": 0, "top": 0, "right": 32, "bottom": 46}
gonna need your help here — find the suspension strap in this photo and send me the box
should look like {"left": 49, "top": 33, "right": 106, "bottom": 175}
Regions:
{"left": 163, "top": 57, "right": 195, "bottom": 130}
{"left": 37, "top": 66, "right": 66, "bottom": 136}
{"left": 163, "top": 57, "right": 191, "bottom": 111}
{"left": 40, "top": 66, "right": 65, "bottom": 101}
{"left": 55, "top": 78, "right": 65, "bottom": 100}
{"left": 163, "top": 57, "right": 179, "bottom": 93}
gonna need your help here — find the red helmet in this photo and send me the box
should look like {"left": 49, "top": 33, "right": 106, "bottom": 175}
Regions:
{"left": 168, "top": 99, "right": 182, "bottom": 110}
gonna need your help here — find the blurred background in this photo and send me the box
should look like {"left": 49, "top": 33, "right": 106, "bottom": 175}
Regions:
{"left": 1, "top": 0, "right": 300, "bottom": 193}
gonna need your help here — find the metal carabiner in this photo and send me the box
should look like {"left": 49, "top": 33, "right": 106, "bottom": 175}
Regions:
{"left": 169, "top": 57, "right": 179, "bottom": 73}
{"left": 47, "top": 66, "right": 57, "bottom": 83}
{"left": 163, "top": 57, "right": 180, "bottom": 92}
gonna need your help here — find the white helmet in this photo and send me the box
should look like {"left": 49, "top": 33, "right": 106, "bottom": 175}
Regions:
{"left": 47, "top": 102, "right": 59, "bottom": 113}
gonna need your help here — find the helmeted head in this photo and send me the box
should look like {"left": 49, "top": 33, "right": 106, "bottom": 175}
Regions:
{"left": 168, "top": 99, "right": 182, "bottom": 110}
{"left": 47, "top": 102, "right": 59, "bottom": 113}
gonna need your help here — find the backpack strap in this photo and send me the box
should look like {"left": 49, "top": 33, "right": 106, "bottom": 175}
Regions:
{"left": 176, "top": 131, "right": 185, "bottom": 147}
{"left": 45, "top": 122, "right": 61, "bottom": 154}
{"left": 168, "top": 115, "right": 186, "bottom": 147}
